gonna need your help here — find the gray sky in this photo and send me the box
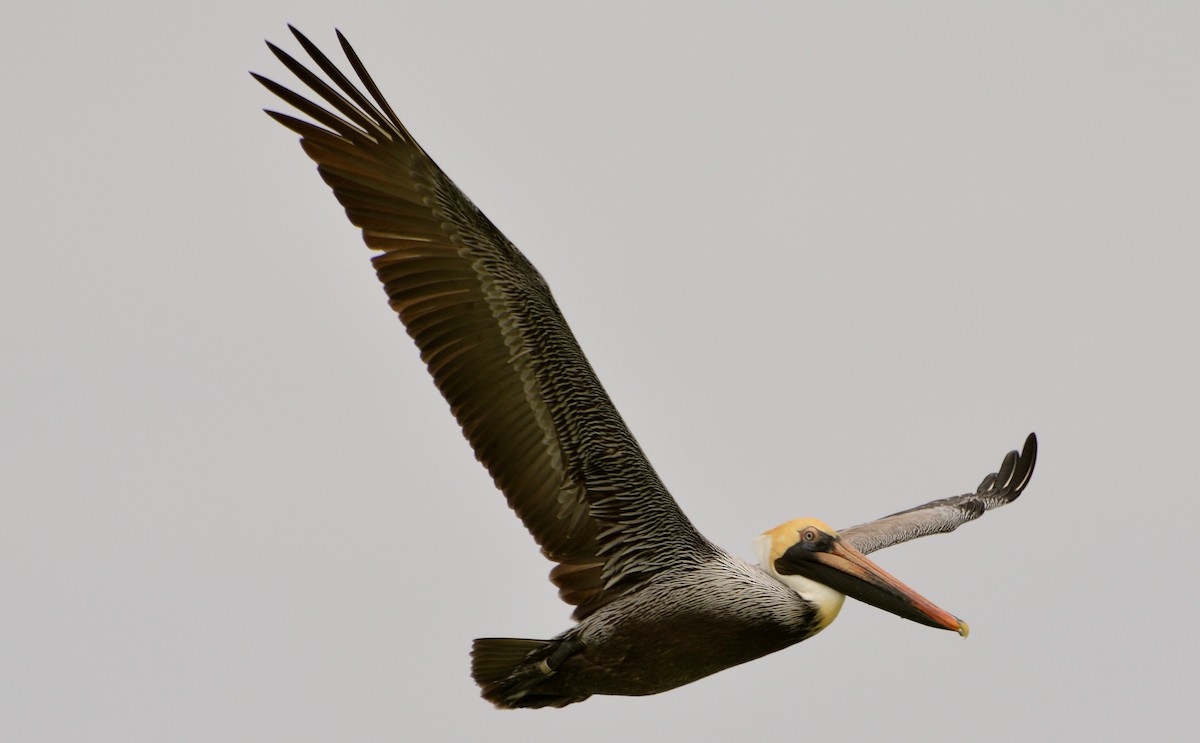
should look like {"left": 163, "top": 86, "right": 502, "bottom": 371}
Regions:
{"left": 4, "top": 1, "right": 1198, "bottom": 741}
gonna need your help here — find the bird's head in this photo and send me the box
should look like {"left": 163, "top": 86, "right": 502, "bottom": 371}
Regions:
{"left": 755, "top": 518, "right": 969, "bottom": 637}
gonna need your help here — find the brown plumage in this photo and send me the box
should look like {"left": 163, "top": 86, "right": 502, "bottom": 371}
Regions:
{"left": 254, "top": 27, "right": 1039, "bottom": 708}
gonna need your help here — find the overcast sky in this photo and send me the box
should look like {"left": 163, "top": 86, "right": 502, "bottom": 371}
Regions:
{"left": 4, "top": 2, "right": 1198, "bottom": 741}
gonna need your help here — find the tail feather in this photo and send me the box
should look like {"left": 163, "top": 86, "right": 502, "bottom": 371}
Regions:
{"left": 471, "top": 638, "right": 552, "bottom": 684}
{"left": 470, "top": 637, "right": 589, "bottom": 709}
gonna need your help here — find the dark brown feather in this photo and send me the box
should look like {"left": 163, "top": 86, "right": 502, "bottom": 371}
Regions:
{"left": 256, "top": 28, "right": 717, "bottom": 619}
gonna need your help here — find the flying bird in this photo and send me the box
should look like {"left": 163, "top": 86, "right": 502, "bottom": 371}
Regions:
{"left": 254, "top": 27, "right": 1038, "bottom": 709}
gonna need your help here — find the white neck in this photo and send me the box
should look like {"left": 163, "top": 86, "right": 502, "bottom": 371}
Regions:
{"left": 753, "top": 534, "right": 846, "bottom": 631}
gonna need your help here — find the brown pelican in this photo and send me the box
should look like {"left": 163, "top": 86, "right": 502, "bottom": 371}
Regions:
{"left": 253, "top": 28, "right": 1039, "bottom": 709}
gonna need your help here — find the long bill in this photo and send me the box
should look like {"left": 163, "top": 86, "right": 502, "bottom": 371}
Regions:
{"left": 785, "top": 537, "right": 969, "bottom": 636}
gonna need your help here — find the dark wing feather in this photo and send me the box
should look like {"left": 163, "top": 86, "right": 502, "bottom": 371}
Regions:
{"left": 254, "top": 28, "right": 716, "bottom": 619}
{"left": 839, "top": 433, "right": 1037, "bottom": 555}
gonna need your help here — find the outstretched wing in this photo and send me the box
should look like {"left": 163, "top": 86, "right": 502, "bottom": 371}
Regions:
{"left": 254, "top": 27, "right": 717, "bottom": 619}
{"left": 839, "top": 433, "right": 1038, "bottom": 555}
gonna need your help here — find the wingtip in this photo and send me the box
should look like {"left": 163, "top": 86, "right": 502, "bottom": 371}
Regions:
{"left": 264, "top": 40, "right": 291, "bottom": 66}
{"left": 1016, "top": 432, "right": 1038, "bottom": 493}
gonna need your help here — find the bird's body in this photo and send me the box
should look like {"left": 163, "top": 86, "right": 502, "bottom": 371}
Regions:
{"left": 255, "top": 27, "right": 1039, "bottom": 709}
{"left": 476, "top": 553, "right": 815, "bottom": 706}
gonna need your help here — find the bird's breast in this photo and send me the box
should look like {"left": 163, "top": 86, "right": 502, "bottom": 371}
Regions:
{"left": 561, "top": 559, "right": 823, "bottom": 695}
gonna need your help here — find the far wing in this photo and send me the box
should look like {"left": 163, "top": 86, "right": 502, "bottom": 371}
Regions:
{"left": 839, "top": 434, "right": 1037, "bottom": 555}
